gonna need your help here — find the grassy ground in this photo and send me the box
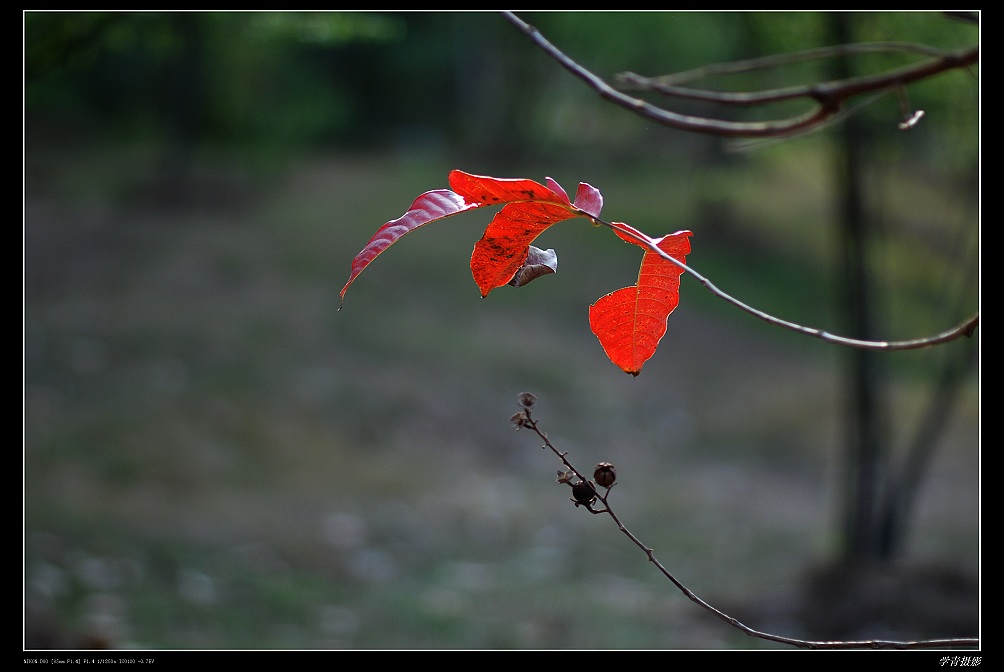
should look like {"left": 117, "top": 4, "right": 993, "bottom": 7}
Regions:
{"left": 24, "top": 144, "right": 979, "bottom": 650}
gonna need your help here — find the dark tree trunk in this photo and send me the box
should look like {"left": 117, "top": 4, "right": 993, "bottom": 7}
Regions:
{"left": 829, "top": 13, "right": 892, "bottom": 564}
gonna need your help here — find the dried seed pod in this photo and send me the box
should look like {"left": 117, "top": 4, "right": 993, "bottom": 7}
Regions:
{"left": 510, "top": 411, "right": 528, "bottom": 429}
{"left": 517, "top": 392, "right": 537, "bottom": 409}
{"left": 594, "top": 462, "right": 617, "bottom": 488}
{"left": 571, "top": 480, "right": 597, "bottom": 507}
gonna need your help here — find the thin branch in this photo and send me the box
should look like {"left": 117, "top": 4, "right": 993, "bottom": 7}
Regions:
{"left": 513, "top": 396, "right": 979, "bottom": 650}
{"left": 627, "top": 41, "right": 960, "bottom": 82}
{"left": 591, "top": 215, "right": 978, "bottom": 351}
{"left": 501, "top": 11, "right": 977, "bottom": 139}
{"left": 616, "top": 42, "right": 971, "bottom": 106}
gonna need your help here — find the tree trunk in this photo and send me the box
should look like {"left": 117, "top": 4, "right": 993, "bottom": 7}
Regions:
{"left": 829, "top": 13, "right": 891, "bottom": 564}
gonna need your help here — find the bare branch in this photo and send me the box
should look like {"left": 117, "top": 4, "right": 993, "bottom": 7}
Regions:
{"left": 629, "top": 42, "right": 960, "bottom": 81}
{"left": 515, "top": 397, "right": 979, "bottom": 650}
{"left": 616, "top": 42, "right": 973, "bottom": 104}
{"left": 501, "top": 11, "right": 978, "bottom": 139}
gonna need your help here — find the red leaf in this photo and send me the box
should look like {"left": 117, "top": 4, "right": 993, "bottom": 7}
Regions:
{"left": 471, "top": 201, "right": 580, "bottom": 297}
{"left": 339, "top": 189, "right": 482, "bottom": 306}
{"left": 342, "top": 170, "right": 693, "bottom": 376}
{"left": 342, "top": 171, "right": 602, "bottom": 305}
{"left": 544, "top": 177, "right": 572, "bottom": 206}
{"left": 449, "top": 171, "right": 601, "bottom": 296}
{"left": 588, "top": 229, "right": 692, "bottom": 376}
{"left": 572, "top": 181, "right": 603, "bottom": 218}
{"left": 449, "top": 170, "right": 571, "bottom": 207}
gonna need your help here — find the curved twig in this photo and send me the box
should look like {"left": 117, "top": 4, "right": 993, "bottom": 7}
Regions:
{"left": 590, "top": 215, "right": 978, "bottom": 351}
{"left": 514, "top": 397, "right": 979, "bottom": 650}
{"left": 616, "top": 41, "right": 972, "bottom": 105}
{"left": 501, "top": 11, "right": 978, "bottom": 139}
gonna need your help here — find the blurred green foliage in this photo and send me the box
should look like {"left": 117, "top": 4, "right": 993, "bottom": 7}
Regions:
{"left": 25, "top": 11, "right": 978, "bottom": 162}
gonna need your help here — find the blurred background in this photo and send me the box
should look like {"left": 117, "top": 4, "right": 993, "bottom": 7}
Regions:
{"left": 24, "top": 12, "right": 979, "bottom": 649}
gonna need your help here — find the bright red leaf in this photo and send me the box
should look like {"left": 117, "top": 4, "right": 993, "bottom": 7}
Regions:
{"left": 341, "top": 170, "right": 602, "bottom": 303}
{"left": 588, "top": 227, "right": 692, "bottom": 376}
{"left": 339, "top": 188, "right": 483, "bottom": 305}
{"left": 470, "top": 201, "right": 580, "bottom": 297}
{"left": 449, "top": 170, "right": 602, "bottom": 297}
{"left": 341, "top": 170, "right": 692, "bottom": 375}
